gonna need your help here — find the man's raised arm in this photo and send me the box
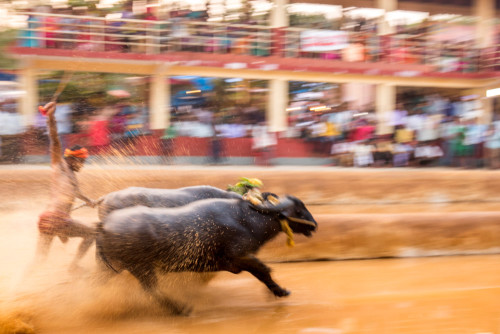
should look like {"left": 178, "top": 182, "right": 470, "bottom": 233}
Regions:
{"left": 43, "top": 102, "right": 63, "bottom": 165}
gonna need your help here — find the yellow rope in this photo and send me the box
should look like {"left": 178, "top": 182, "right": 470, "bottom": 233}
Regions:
{"left": 280, "top": 219, "right": 295, "bottom": 247}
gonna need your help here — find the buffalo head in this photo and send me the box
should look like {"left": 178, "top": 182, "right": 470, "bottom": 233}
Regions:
{"left": 251, "top": 195, "right": 317, "bottom": 237}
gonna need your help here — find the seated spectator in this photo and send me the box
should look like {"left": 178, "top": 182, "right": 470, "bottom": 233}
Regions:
{"left": 342, "top": 42, "right": 365, "bottom": 62}
{"left": 350, "top": 118, "right": 375, "bottom": 142}
{"left": 330, "top": 139, "right": 354, "bottom": 167}
{"left": 19, "top": 13, "right": 42, "bottom": 48}
{"left": 353, "top": 140, "right": 374, "bottom": 167}
{"left": 414, "top": 141, "right": 443, "bottom": 167}
{"left": 373, "top": 136, "right": 393, "bottom": 167}
{"left": 393, "top": 143, "right": 413, "bottom": 167}
{"left": 393, "top": 124, "right": 415, "bottom": 167}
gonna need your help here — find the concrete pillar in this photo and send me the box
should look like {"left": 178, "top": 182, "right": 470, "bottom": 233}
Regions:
{"left": 270, "top": 0, "right": 289, "bottom": 27}
{"left": 342, "top": 83, "right": 375, "bottom": 110}
{"left": 376, "top": 0, "right": 397, "bottom": 35}
{"left": 149, "top": 70, "right": 170, "bottom": 130}
{"left": 267, "top": 79, "right": 288, "bottom": 132}
{"left": 474, "top": 0, "right": 496, "bottom": 48}
{"left": 18, "top": 65, "right": 38, "bottom": 127}
{"left": 482, "top": 94, "right": 494, "bottom": 124}
{"left": 375, "top": 83, "right": 396, "bottom": 135}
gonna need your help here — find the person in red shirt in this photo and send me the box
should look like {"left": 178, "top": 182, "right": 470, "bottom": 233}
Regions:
{"left": 350, "top": 118, "right": 375, "bottom": 142}
{"left": 88, "top": 112, "right": 110, "bottom": 155}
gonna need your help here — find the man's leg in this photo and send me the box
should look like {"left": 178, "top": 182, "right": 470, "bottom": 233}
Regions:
{"left": 24, "top": 233, "right": 54, "bottom": 276}
{"left": 65, "top": 219, "right": 96, "bottom": 271}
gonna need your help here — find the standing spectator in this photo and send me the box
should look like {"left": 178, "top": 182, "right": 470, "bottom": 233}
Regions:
{"left": 406, "top": 109, "right": 425, "bottom": 140}
{"left": 58, "top": 7, "right": 78, "bottom": 49}
{"left": 19, "top": 12, "right": 42, "bottom": 48}
{"left": 330, "top": 139, "right": 354, "bottom": 167}
{"left": 451, "top": 96, "right": 465, "bottom": 118}
{"left": 443, "top": 96, "right": 456, "bottom": 118}
{"left": 439, "top": 116, "right": 460, "bottom": 167}
{"left": 209, "top": 124, "right": 224, "bottom": 165}
{"left": 484, "top": 121, "right": 500, "bottom": 169}
{"left": 54, "top": 102, "right": 73, "bottom": 151}
{"left": 308, "top": 114, "right": 327, "bottom": 153}
{"left": 123, "top": 110, "right": 143, "bottom": 155}
{"left": 390, "top": 102, "right": 408, "bottom": 128}
{"left": 414, "top": 141, "right": 443, "bottom": 167}
{"left": 119, "top": 1, "right": 136, "bottom": 52}
{"left": 451, "top": 117, "right": 469, "bottom": 168}
{"left": 338, "top": 101, "right": 357, "bottom": 137}
{"left": 393, "top": 124, "right": 414, "bottom": 167}
{"left": 87, "top": 111, "right": 110, "bottom": 155}
{"left": 353, "top": 140, "right": 374, "bottom": 167}
{"left": 43, "top": 9, "right": 58, "bottom": 48}
{"left": 463, "top": 117, "right": 487, "bottom": 168}
{"left": 417, "top": 113, "right": 441, "bottom": 143}
{"left": 0, "top": 101, "right": 25, "bottom": 162}
{"left": 160, "top": 123, "right": 176, "bottom": 164}
{"left": 373, "top": 136, "right": 394, "bottom": 167}
{"left": 462, "top": 95, "right": 483, "bottom": 120}
{"left": 350, "top": 118, "right": 375, "bottom": 142}
{"left": 252, "top": 122, "right": 277, "bottom": 166}
{"left": 109, "top": 105, "right": 127, "bottom": 148}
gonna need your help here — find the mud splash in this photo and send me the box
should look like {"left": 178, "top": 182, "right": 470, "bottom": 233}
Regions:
{"left": 1, "top": 167, "right": 500, "bottom": 334}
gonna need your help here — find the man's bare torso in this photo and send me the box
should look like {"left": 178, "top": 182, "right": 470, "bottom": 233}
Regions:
{"left": 47, "top": 161, "right": 78, "bottom": 213}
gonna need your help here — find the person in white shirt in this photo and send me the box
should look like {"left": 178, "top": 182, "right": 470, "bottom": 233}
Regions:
{"left": 390, "top": 102, "right": 408, "bottom": 128}
{"left": 353, "top": 141, "right": 374, "bottom": 167}
{"left": 0, "top": 101, "right": 25, "bottom": 162}
{"left": 464, "top": 117, "right": 487, "bottom": 168}
{"left": 484, "top": 121, "right": 500, "bottom": 169}
{"left": 252, "top": 122, "right": 277, "bottom": 166}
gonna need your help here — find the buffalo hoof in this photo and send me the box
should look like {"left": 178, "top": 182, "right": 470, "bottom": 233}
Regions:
{"left": 273, "top": 288, "right": 291, "bottom": 298}
{"left": 171, "top": 304, "right": 193, "bottom": 317}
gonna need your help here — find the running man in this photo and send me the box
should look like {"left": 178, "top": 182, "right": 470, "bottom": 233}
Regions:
{"left": 34, "top": 101, "right": 96, "bottom": 272}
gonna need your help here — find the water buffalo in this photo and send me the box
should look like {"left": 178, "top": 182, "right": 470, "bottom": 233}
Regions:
{"left": 96, "top": 195, "right": 317, "bottom": 315}
{"left": 97, "top": 185, "right": 242, "bottom": 221}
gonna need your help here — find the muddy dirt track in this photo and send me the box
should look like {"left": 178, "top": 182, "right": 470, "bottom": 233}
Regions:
{"left": 1, "top": 165, "right": 500, "bottom": 334}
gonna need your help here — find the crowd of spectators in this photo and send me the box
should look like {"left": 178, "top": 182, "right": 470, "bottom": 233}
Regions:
{"left": 2, "top": 91, "right": 500, "bottom": 169}
{"left": 4, "top": 2, "right": 500, "bottom": 164}
{"left": 14, "top": 2, "right": 498, "bottom": 72}
{"left": 290, "top": 93, "right": 500, "bottom": 169}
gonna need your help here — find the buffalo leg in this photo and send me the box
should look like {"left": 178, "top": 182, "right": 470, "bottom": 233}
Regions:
{"left": 129, "top": 266, "right": 192, "bottom": 316}
{"left": 229, "top": 256, "right": 290, "bottom": 297}
{"left": 93, "top": 254, "right": 118, "bottom": 285}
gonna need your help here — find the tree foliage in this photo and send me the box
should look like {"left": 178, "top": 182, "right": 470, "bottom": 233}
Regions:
{"left": 0, "top": 29, "right": 19, "bottom": 70}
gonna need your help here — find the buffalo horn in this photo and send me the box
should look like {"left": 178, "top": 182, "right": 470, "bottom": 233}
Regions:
{"left": 250, "top": 197, "right": 294, "bottom": 214}
{"left": 286, "top": 216, "right": 317, "bottom": 227}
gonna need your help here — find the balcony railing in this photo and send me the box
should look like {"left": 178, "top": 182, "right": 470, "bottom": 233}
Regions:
{"left": 14, "top": 12, "right": 498, "bottom": 73}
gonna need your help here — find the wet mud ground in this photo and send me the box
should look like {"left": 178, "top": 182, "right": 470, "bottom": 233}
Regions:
{"left": 1, "top": 166, "right": 500, "bottom": 334}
